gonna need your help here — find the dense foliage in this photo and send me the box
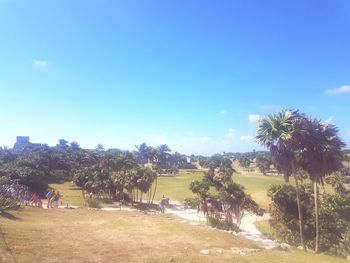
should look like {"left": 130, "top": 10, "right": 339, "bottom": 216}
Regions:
{"left": 191, "top": 155, "right": 262, "bottom": 227}
{"left": 268, "top": 183, "right": 350, "bottom": 257}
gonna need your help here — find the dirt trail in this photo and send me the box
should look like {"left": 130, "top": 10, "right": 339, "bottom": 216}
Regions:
{"left": 163, "top": 202, "right": 282, "bottom": 250}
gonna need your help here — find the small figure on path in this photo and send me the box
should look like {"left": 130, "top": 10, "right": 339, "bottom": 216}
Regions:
{"left": 183, "top": 200, "right": 188, "bottom": 214}
{"left": 46, "top": 189, "right": 53, "bottom": 208}
{"left": 160, "top": 195, "right": 167, "bottom": 213}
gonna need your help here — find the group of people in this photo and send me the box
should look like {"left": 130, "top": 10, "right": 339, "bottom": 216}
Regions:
{"left": 0, "top": 184, "right": 63, "bottom": 209}
{"left": 197, "top": 199, "right": 221, "bottom": 218}
{"left": 45, "top": 189, "right": 62, "bottom": 208}
{"left": 1, "top": 184, "right": 42, "bottom": 207}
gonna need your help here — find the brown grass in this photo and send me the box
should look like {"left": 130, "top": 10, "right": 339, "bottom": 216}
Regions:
{"left": 0, "top": 207, "right": 347, "bottom": 263}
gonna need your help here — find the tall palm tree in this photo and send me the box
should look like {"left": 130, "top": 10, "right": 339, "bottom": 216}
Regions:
{"left": 299, "top": 120, "right": 345, "bottom": 252}
{"left": 134, "top": 143, "right": 150, "bottom": 164}
{"left": 157, "top": 144, "right": 171, "bottom": 166}
{"left": 256, "top": 110, "right": 307, "bottom": 250}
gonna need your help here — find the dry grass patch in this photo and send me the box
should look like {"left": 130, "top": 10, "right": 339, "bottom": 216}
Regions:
{"left": 0, "top": 207, "right": 254, "bottom": 263}
{"left": 1, "top": 208, "right": 347, "bottom": 263}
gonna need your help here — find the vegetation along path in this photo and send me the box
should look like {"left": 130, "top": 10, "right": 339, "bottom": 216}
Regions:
{"left": 162, "top": 202, "right": 282, "bottom": 250}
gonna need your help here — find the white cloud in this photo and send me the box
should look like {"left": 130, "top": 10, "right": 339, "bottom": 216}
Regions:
{"left": 325, "top": 85, "right": 350, "bottom": 95}
{"left": 261, "top": 104, "right": 281, "bottom": 111}
{"left": 323, "top": 116, "right": 333, "bottom": 125}
{"left": 219, "top": 109, "right": 227, "bottom": 115}
{"left": 33, "top": 60, "right": 48, "bottom": 67}
{"left": 221, "top": 140, "right": 231, "bottom": 145}
{"left": 240, "top": 135, "right": 254, "bottom": 141}
{"left": 348, "top": 132, "right": 350, "bottom": 137}
{"left": 248, "top": 114, "right": 261, "bottom": 123}
{"left": 224, "top": 128, "right": 236, "bottom": 139}
{"left": 200, "top": 136, "right": 212, "bottom": 143}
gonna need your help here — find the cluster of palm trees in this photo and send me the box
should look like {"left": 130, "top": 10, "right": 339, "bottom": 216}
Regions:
{"left": 134, "top": 143, "right": 189, "bottom": 169}
{"left": 191, "top": 156, "right": 262, "bottom": 226}
{"left": 73, "top": 151, "right": 159, "bottom": 204}
{"left": 256, "top": 109, "right": 345, "bottom": 252}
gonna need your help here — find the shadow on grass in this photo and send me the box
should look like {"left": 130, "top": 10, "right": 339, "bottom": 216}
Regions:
{"left": 69, "top": 187, "right": 82, "bottom": 191}
{"left": 0, "top": 210, "right": 20, "bottom": 221}
{"left": 132, "top": 202, "right": 160, "bottom": 212}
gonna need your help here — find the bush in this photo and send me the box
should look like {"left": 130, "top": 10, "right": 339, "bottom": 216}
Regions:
{"left": 268, "top": 183, "right": 350, "bottom": 256}
{"left": 177, "top": 163, "right": 197, "bottom": 169}
{"left": 268, "top": 183, "right": 315, "bottom": 247}
{"left": 207, "top": 216, "right": 240, "bottom": 232}
{"left": 319, "top": 193, "right": 350, "bottom": 253}
{"left": 0, "top": 194, "right": 19, "bottom": 213}
{"left": 329, "top": 231, "right": 350, "bottom": 258}
{"left": 184, "top": 197, "right": 200, "bottom": 209}
{"left": 101, "top": 197, "right": 113, "bottom": 204}
{"left": 85, "top": 198, "right": 101, "bottom": 208}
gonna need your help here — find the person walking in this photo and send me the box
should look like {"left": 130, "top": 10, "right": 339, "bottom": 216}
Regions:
{"left": 46, "top": 189, "right": 53, "bottom": 208}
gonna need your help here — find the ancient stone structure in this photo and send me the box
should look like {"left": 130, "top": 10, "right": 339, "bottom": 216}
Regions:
{"left": 13, "top": 136, "right": 41, "bottom": 152}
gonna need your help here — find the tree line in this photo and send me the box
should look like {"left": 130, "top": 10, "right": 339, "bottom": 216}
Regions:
{"left": 256, "top": 109, "right": 348, "bottom": 255}
{"left": 0, "top": 141, "right": 195, "bottom": 204}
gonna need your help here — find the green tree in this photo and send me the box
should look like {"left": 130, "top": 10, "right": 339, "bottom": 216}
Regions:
{"left": 134, "top": 143, "right": 150, "bottom": 164}
{"left": 238, "top": 157, "right": 251, "bottom": 171}
{"left": 297, "top": 119, "right": 345, "bottom": 252}
{"left": 256, "top": 156, "right": 272, "bottom": 175}
{"left": 95, "top": 144, "right": 105, "bottom": 152}
{"left": 256, "top": 109, "right": 307, "bottom": 250}
{"left": 157, "top": 144, "right": 171, "bottom": 165}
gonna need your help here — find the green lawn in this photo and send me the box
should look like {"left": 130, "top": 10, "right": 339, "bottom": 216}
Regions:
{"left": 156, "top": 169, "right": 283, "bottom": 209}
{"left": 156, "top": 169, "right": 336, "bottom": 210}
{"left": 154, "top": 169, "right": 204, "bottom": 202}
{"left": 0, "top": 207, "right": 347, "bottom": 263}
{"left": 49, "top": 182, "right": 85, "bottom": 207}
{"left": 235, "top": 171, "right": 284, "bottom": 209}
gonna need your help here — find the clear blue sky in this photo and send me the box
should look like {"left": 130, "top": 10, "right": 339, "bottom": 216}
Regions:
{"left": 0, "top": 0, "right": 349, "bottom": 155}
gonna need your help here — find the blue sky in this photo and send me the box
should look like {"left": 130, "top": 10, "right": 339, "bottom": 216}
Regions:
{"left": 0, "top": 0, "right": 349, "bottom": 155}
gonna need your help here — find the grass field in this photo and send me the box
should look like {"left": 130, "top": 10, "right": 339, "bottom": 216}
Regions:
{"left": 154, "top": 170, "right": 204, "bottom": 202}
{"left": 155, "top": 169, "right": 284, "bottom": 210}
{"left": 49, "top": 182, "right": 85, "bottom": 207}
{"left": 48, "top": 169, "right": 333, "bottom": 211}
{"left": 0, "top": 207, "right": 347, "bottom": 263}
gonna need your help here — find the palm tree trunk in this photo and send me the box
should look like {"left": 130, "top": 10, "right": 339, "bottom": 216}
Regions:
{"left": 151, "top": 176, "right": 158, "bottom": 204}
{"left": 292, "top": 161, "right": 306, "bottom": 251}
{"left": 314, "top": 181, "right": 320, "bottom": 253}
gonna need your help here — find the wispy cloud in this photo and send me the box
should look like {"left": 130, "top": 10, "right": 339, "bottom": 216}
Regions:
{"left": 248, "top": 114, "right": 261, "bottom": 123}
{"left": 325, "top": 85, "right": 350, "bottom": 95}
{"left": 200, "top": 136, "right": 212, "bottom": 143}
{"left": 261, "top": 104, "right": 281, "bottom": 111}
{"left": 240, "top": 135, "right": 254, "bottom": 141}
{"left": 224, "top": 128, "right": 236, "bottom": 139}
{"left": 219, "top": 109, "right": 227, "bottom": 115}
{"left": 143, "top": 134, "right": 166, "bottom": 145}
{"left": 348, "top": 132, "right": 350, "bottom": 137}
{"left": 323, "top": 116, "right": 333, "bottom": 125}
{"left": 33, "top": 60, "right": 48, "bottom": 67}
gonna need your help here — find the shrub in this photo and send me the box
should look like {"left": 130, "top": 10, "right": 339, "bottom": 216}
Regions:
{"left": 207, "top": 216, "right": 240, "bottom": 232}
{"left": 329, "top": 231, "right": 350, "bottom": 258}
{"left": 0, "top": 194, "right": 19, "bottom": 213}
{"left": 85, "top": 198, "right": 101, "bottom": 208}
{"left": 319, "top": 193, "right": 350, "bottom": 253}
{"left": 268, "top": 183, "right": 350, "bottom": 256}
{"left": 184, "top": 197, "right": 200, "bottom": 209}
